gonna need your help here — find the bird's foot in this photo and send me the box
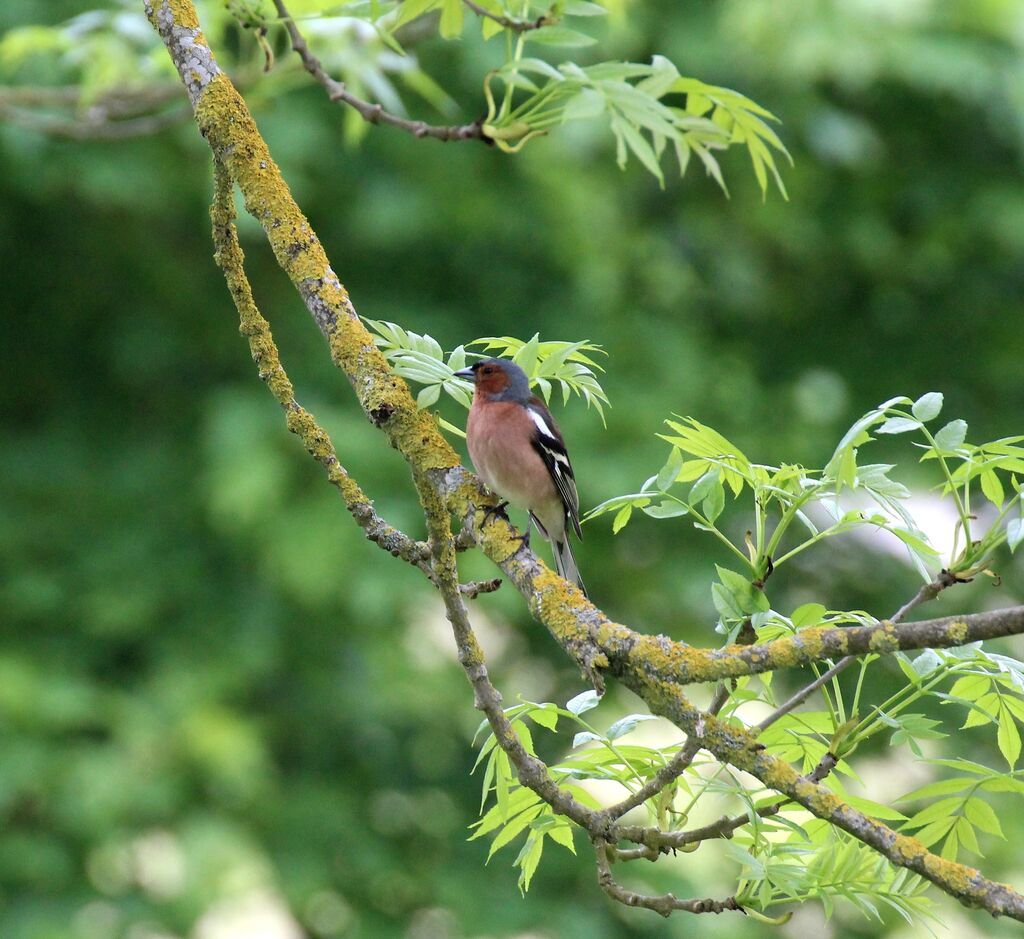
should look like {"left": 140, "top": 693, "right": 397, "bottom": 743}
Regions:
{"left": 480, "top": 500, "right": 511, "bottom": 527}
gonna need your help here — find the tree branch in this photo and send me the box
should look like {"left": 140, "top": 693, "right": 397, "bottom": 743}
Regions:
{"left": 599, "top": 682, "right": 730, "bottom": 826}
{"left": 209, "top": 157, "right": 436, "bottom": 575}
{"left": 0, "top": 102, "right": 189, "bottom": 139}
{"left": 416, "top": 473, "right": 600, "bottom": 831}
{"left": 755, "top": 571, "right": 960, "bottom": 732}
{"left": 461, "top": 0, "right": 552, "bottom": 32}
{"left": 604, "top": 674, "right": 1024, "bottom": 920}
{"left": 271, "top": 0, "right": 485, "bottom": 142}
{"left": 594, "top": 839, "right": 743, "bottom": 917}
{"left": 599, "top": 604, "right": 1024, "bottom": 687}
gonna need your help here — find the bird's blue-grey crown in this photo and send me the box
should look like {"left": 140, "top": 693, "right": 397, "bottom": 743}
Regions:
{"left": 457, "top": 357, "right": 532, "bottom": 403}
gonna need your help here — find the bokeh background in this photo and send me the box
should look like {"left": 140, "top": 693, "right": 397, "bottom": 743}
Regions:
{"left": 3, "top": 0, "right": 1024, "bottom": 937}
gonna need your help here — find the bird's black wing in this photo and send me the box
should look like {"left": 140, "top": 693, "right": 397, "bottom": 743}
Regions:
{"left": 526, "top": 397, "right": 582, "bottom": 540}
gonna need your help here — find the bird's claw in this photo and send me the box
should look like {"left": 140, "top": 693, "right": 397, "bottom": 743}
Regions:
{"left": 480, "top": 500, "right": 510, "bottom": 526}
{"left": 479, "top": 502, "right": 531, "bottom": 548}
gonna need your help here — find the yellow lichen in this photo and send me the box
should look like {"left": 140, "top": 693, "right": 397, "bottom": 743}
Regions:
{"left": 947, "top": 620, "right": 969, "bottom": 645}
{"left": 868, "top": 622, "right": 899, "bottom": 653}
{"left": 166, "top": 0, "right": 201, "bottom": 29}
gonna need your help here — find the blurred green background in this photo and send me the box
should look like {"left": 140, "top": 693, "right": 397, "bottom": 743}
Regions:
{"left": 2, "top": 0, "right": 1024, "bottom": 936}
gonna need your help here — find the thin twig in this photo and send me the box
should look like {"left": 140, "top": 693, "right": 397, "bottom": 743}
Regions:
{"left": 755, "top": 571, "right": 961, "bottom": 732}
{"left": 461, "top": 0, "right": 551, "bottom": 32}
{"left": 0, "top": 103, "right": 189, "bottom": 139}
{"left": 272, "top": 0, "right": 485, "bottom": 142}
{"left": 460, "top": 577, "right": 502, "bottom": 598}
{"left": 594, "top": 839, "right": 744, "bottom": 917}
{"left": 601, "top": 683, "right": 730, "bottom": 825}
{"left": 613, "top": 752, "right": 839, "bottom": 855}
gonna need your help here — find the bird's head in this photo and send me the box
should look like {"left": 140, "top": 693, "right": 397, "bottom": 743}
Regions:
{"left": 455, "top": 357, "right": 531, "bottom": 403}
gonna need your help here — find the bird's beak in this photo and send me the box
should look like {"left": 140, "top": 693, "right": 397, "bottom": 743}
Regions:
{"left": 453, "top": 368, "right": 475, "bottom": 380}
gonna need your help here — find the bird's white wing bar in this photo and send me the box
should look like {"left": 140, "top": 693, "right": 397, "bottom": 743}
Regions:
{"left": 527, "top": 403, "right": 582, "bottom": 539}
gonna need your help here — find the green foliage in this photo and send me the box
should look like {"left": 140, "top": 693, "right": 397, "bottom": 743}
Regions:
{"left": 468, "top": 664, "right": 1024, "bottom": 922}
{"left": 363, "top": 319, "right": 609, "bottom": 433}
{"left": 0, "top": 0, "right": 788, "bottom": 190}
{"left": 6, "top": 0, "right": 1024, "bottom": 934}
{"left": 484, "top": 56, "right": 790, "bottom": 192}
{"left": 728, "top": 822, "right": 935, "bottom": 925}
{"left": 590, "top": 394, "right": 1023, "bottom": 610}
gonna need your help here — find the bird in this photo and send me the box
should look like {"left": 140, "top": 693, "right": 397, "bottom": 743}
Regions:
{"left": 455, "top": 357, "right": 586, "bottom": 594}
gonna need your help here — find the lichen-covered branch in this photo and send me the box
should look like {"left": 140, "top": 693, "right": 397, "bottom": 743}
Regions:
{"left": 271, "top": 0, "right": 485, "bottom": 142}
{"left": 417, "top": 476, "right": 600, "bottom": 831}
{"left": 756, "top": 572, "right": 959, "bottom": 731}
{"left": 209, "top": 156, "right": 435, "bottom": 573}
{"left": 598, "top": 605, "right": 1024, "bottom": 687}
{"left": 607, "top": 670, "right": 1024, "bottom": 920}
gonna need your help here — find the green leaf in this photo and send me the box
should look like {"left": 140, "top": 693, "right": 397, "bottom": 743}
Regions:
{"left": 487, "top": 806, "right": 542, "bottom": 859}
{"left": 980, "top": 470, "right": 1004, "bottom": 508}
{"left": 933, "top": 419, "right": 968, "bottom": 452}
{"left": 912, "top": 392, "right": 943, "bottom": 422}
{"left": 641, "top": 500, "right": 689, "bottom": 518}
{"left": 842, "top": 794, "right": 907, "bottom": 821}
{"left": 656, "top": 448, "right": 684, "bottom": 492}
{"left": 905, "top": 796, "right": 965, "bottom": 829}
{"left": 494, "top": 749, "right": 511, "bottom": 818}
{"left": 877, "top": 417, "right": 921, "bottom": 435}
{"left": 689, "top": 468, "right": 720, "bottom": 504}
{"left": 702, "top": 479, "right": 725, "bottom": 523}
{"left": 715, "top": 565, "right": 769, "bottom": 616}
{"left": 791, "top": 603, "right": 826, "bottom": 629}
{"left": 524, "top": 25, "right": 596, "bottom": 46}
{"left": 512, "top": 333, "right": 540, "bottom": 377}
{"left": 416, "top": 384, "right": 441, "bottom": 408}
{"left": 511, "top": 719, "right": 535, "bottom": 756}
{"left": 528, "top": 705, "right": 558, "bottom": 731}
{"left": 963, "top": 797, "right": 1004, "bottom": 838}
{"left": 566, "top": 690, "right": 601, "bottom": 715}
{"left": 611, "top": 116, "right": 665, "bottom": 186}
{"left": 393, "top": 0, "right": 442, "bottom": 28}
{"left": 480, "top": 15, "right": 504, "bottom": 39}
{"left": 562, "top": 87, "right": 605, "bottom": 122}
{"left": 438, "top": 0, "right": 464, "bottom": 37}
{"left": 612, "top": 503, "right": 633, "bottom": 533}
{"left": 998, "top": 708, "right": 1021, "bottom": 768}
{"left": 547, "top": 823, "right": 576, "bottom": 854}
{"left": 899, "top": 777, "right": 976, "bottom": 802}
{"left": 516, "top": 832, "right": 545, "bottom": 892}
{"left": 572, "top": 730, "right": 601, "bottom": 747}
{"left": 605, "top": 713, "right": 658, "bottom": 741}
{"left": 1008, "top": 518, "right": 1024, "bottom": 553}
{"left": 955, "top": 815, "right": 980, "bottom": 855}
{"left": 711, "top": 582, "right": 744, "bottom": 621}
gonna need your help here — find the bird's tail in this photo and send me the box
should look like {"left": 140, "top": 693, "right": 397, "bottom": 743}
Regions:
{"left": 553, "top": 538, "right": 587, "bottom": 597}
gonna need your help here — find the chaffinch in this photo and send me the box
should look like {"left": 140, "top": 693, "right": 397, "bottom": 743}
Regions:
{"left": 455, "top": 357, "right": 585, "bottom": 595}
